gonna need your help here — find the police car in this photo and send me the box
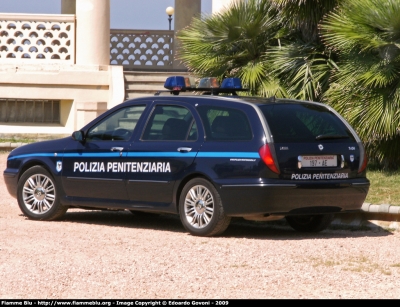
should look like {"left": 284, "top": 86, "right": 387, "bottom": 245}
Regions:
{"left": 3, "top": 76, "right": 370, "bottom": 236}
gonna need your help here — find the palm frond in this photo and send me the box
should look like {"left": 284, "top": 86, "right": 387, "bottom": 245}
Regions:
{"left": 320, "top": 0, "right": 400, "bottom": 167}
{"left": 268, "top": 42, "right": 334, "bottom": 101}
{"left": 176, "top": 0, "right": 282, "bottom": 88}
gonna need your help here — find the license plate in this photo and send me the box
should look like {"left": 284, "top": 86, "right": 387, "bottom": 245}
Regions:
{"left": 300, "top": 155, "right": 337, "bottom": 167}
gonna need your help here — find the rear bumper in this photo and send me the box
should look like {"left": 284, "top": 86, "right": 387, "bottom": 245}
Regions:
{"left": 219, "top": 179, "right": 370, "bottom": 217}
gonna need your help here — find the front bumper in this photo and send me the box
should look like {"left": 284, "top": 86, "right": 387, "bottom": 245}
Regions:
{"left": 3, "top": 169, "right": 18, "bottom": 199}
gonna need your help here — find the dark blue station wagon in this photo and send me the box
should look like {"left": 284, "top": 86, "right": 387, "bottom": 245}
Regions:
{"left": 3, "top": 80, "right": 370, "bottom": 236}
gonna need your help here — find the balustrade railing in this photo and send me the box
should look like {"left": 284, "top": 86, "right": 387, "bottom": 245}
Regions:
{"left": 0, "top": 14, "right": 175, "bottom": 71}
{"left": 110, "top": 29, "right": 174, "bottom": 70}
{"left": 0, "top": 13, "right": 75, "bottom": 63}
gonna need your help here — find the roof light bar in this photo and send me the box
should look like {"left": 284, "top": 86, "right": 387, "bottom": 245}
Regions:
{"left": 155, "top": 76, "right": 248, "bottom": 96}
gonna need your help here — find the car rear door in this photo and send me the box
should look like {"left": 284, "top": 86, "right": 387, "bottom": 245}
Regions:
{"left": 125, "top": 100, "right": 204, "bottom": 211}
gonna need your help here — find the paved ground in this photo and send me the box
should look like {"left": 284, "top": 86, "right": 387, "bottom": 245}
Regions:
{"left": 2, "top": 149, "right": 400, "bottom": 299}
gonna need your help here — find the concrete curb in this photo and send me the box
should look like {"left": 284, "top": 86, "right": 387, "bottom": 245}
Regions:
{"left": 333, "top": 203, "right": 400, "bottom": 231}
{"left": 2, "top": 142, "right": 400, "bottom": 230}
{"left": 361, "top": 202, "right": 400, "bottom": 215}
{"left": 0, "top": 142, "right": 26, "bottom": 151}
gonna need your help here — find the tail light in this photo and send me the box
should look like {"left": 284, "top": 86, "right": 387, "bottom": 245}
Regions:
{"left": 259, "top": 144, "right": 280, "bottom": 174}
{"left": 357, "top": 142, "right": 368, "bottom": 173}
{"left": 358, "top": 151, "right": 368, "bottom": 173}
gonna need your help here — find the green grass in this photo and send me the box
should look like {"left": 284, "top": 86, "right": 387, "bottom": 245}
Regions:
{"left": 0, "top": 138, "right": 36, "bottom": 143}
{"left": 366, "top": 168, "right": 400, "bottom": 206}
{"left": 310, "top": 256, "right": 393, "bottom": 275}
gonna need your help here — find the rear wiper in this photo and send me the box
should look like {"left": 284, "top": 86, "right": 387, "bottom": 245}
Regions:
{"left": 315, "top": 134, "right": 350, "bottom": 140}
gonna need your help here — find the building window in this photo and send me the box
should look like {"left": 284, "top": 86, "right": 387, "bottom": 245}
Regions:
{"left": 0, "top": 99, "right": 60, "bottom": 123}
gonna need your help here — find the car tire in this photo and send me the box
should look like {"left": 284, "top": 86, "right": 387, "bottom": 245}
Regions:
{"left": 286, "top": 214, "right": 334, "bottom": 233}
{"left": 17, "top": 165, "right": 67, "bottom": 221}
{"left": 179, "top": 178, "right": 231, "bottom": 237}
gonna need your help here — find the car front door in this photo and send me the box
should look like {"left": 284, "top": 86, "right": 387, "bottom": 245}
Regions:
{"left": 61, "top": 104, "right": 148, "bottom": 207}
{"left": 125, "top": 101, "right": 204, "bottom": 211}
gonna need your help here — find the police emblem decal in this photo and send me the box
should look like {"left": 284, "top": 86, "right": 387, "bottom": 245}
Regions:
{"left": 350, "top": 155, "right": 354, "bottom": 162}
{"left": 56, "top": 161, "right": 62, "bottom": 172}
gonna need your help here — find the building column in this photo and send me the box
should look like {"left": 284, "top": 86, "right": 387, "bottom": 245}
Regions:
{"left": 76, "top": 0, "right": 110, "bottom": 66}
{"left": 212, "top": 0, "right": 240, "bottom": 14}
{"left": 173, "top": 0, "right": 201, "bottom": 70}
{"left": 61, "top": 0, "right": 76, "bottom": 14}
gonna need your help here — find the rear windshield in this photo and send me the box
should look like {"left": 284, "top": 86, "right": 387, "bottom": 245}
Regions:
{"left": 259, "top": 103, "right": 356, "bottom": 143}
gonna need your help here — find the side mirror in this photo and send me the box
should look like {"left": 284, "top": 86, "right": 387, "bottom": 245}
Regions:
{"left": 72, "top": 131, "right": 84, "bottom": 142}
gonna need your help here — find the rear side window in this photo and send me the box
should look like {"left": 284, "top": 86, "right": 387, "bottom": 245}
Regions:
{"left": 142, "top": 105, "right": 197, "bottom": 141}
{"left": 197, "top": 106, "right": 252, "bottom": 141}
{"left": 260, "top": 103, "right": 355, "bottom": 143}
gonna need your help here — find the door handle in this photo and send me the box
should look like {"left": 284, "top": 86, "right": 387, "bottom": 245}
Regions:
{"left": 177, "top": 147, "right": 192, "bottom": 153}
{"left": 111, "top": 147, "right": 124, "bottom": 157}
{"left": 111, "top": 147, "right": 124, "bottom": 152}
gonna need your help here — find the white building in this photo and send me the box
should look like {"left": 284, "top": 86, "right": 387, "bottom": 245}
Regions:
{"left": 0, "top": 0, "right": 237, "bottom": 138}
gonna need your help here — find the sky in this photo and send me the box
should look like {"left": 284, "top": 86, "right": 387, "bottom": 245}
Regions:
{"left": 0, "top": 0, "right": 213, "bottom": 30}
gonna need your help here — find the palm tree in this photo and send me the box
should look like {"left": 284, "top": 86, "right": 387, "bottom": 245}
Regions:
{"left": 320, "top": 0, "right": 400, "bottom": 168}
{"left": 273, "top": 0, "right": 338, "bottom": 42}
{"left": 176, "top": 0, "right": 286, "bottom": 97}
{"left": 268, "top": 0, "right": 339, "bottom": 101}
{"left": 176, "top": 0, "right": 338, "bottom": 101}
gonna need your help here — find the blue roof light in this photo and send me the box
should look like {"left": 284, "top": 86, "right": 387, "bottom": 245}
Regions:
{"left": 221, "top": 78, "right": 242, "bottom": 89}
{"left": 164, "top": 76, "right": 186, "bottom": 90}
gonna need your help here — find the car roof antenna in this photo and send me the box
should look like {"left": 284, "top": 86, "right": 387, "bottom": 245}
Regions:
{"left": 271, "top": 90, "right": 279, "bottom": 102}
{"left": 268, "top": 94, "right": 276, "bottom": 103}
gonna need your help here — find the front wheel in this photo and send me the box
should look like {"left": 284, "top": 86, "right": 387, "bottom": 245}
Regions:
{"left": 286, "top": 214, "right": 334, "bottom": 233}
{"left": 179, "top": 178, "right": 231, "bottom": 237}
{"left": 17, "top": 166, "right": 67, "bottom": 220}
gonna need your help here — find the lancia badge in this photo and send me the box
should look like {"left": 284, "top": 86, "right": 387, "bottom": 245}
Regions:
{"left": 56, "top": 161, "right": 62, "bottom": 172}
{"left": 318, "top": 144, "right": 324, "bottom": 151}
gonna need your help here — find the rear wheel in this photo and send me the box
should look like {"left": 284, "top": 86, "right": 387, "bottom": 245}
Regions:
{"left": 179, "top": 178, "right": 231, "bottom": 237}
{"left": 286, "top": 214, "right": 334, "bottom": 233}
{"left": 17, "top": 166, "right": 67, "bottom": 220}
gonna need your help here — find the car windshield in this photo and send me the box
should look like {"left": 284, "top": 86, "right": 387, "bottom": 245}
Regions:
{"left": 259, "top": 103, "right": 355, "bottom": 143}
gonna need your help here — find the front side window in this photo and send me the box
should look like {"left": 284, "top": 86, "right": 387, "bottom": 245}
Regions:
{"left": 86, "top": 105, "right": 146, "bottom": 142}
{"left": 142, "top": 105, "right": 197, "bottom": 141}
{"left": 197, "top": 106, "right": 252, "bottom": 141}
